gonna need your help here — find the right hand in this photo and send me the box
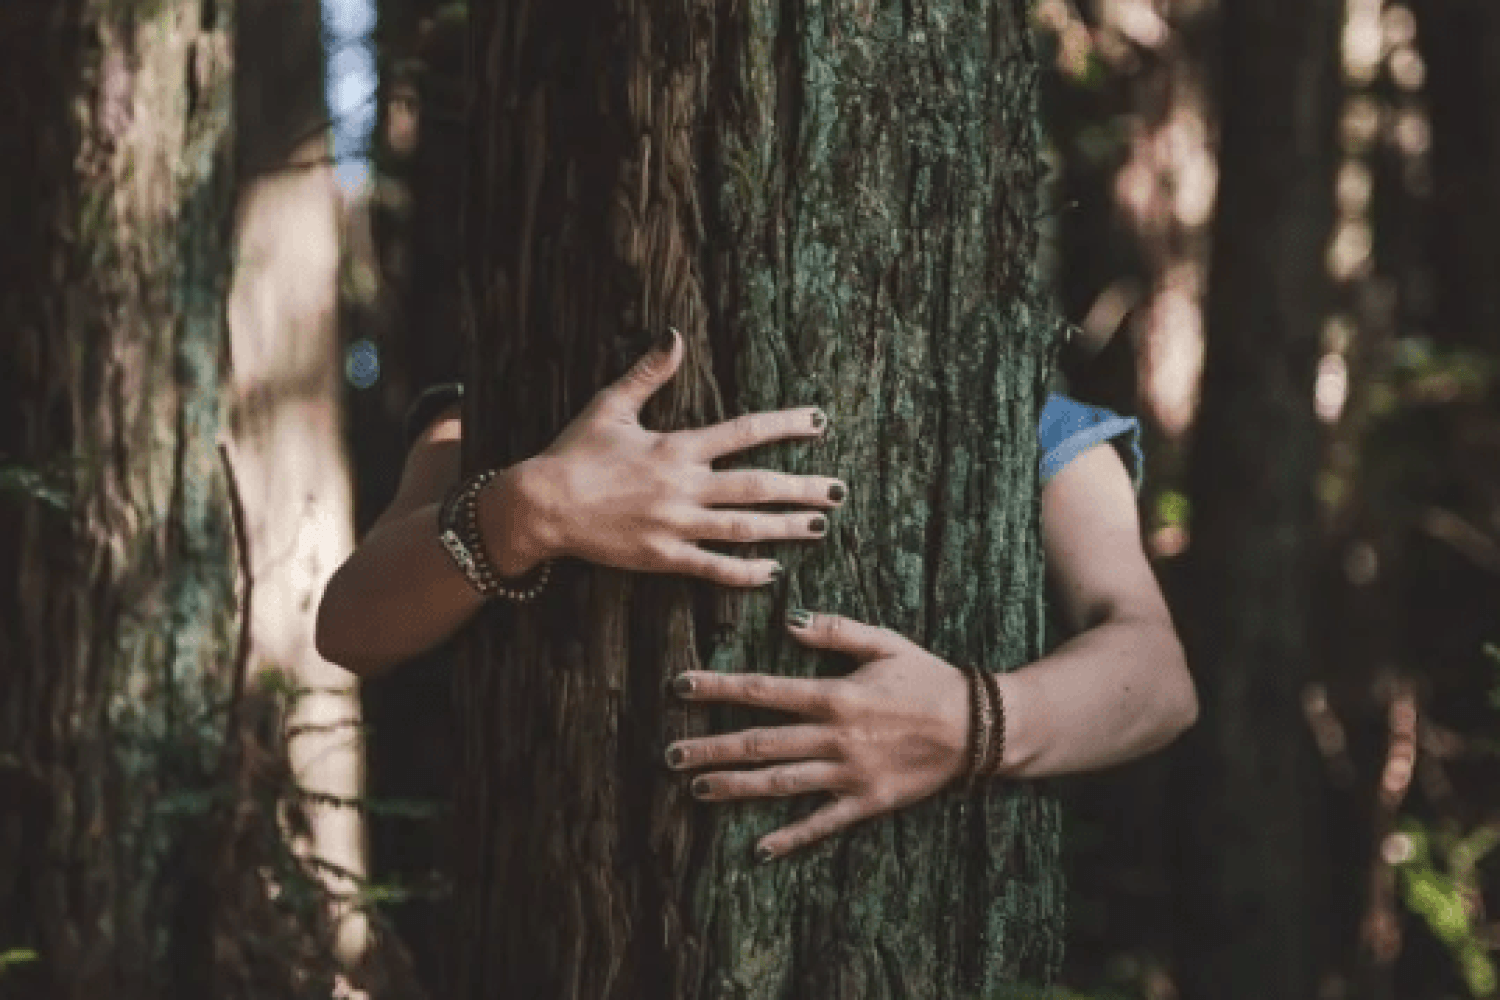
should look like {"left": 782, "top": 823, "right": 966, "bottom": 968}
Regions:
{"left": 491, "top": 329, "right": 844, "bottom": 587}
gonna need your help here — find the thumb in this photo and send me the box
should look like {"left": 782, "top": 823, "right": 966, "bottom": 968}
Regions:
{"left": 606, "top": 327, "right": 683, "bottom": 416}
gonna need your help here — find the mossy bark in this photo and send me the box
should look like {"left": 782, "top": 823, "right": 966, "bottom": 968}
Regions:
{"left": 1172, "top": 0, "right": 1340, "bottom": 997}
{"left": 0, "top": 2, "right": 237, "bottom": 997}
{"left": 456, "top": 0, "right": 1064, "bottom": 995}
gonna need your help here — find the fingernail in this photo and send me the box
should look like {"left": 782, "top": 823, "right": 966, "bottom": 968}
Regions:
{"left": 653, "top": 327, "right": 678, "bottom": 354}
{"left": 691, "top": 777, "right": 710, "bottom": 797}
{"left": 768, "top": 564, "right": 784, "bottom": 584}
{"left": 672, "top": 675, "right": 695, "bottom": 696}
{"left": 810, "top": 409, "right": 828, "bottom": 431}
{"left": 809, "top": 515, "right": 827, "bottom": 536}
{"left": 665, "top": 744, "right": 685, "bottom": 768}
{"left": 755, "top": 845, "right": 775, "bottom": 865}
{"left": 828, "top": 482, "right": 846, "bottom": 504}
{"left": 786, "top": 609, "right": 811, "bottom": 629}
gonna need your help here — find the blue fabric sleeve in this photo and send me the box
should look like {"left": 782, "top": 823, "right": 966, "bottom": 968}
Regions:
{"left": 1038, "top": 392, "right": 1144, "bottom": 495}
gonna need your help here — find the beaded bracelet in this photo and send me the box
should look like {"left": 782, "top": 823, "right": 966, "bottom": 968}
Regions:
{"left": 963, "top": 664, "right": 996, "bottom": 795}
{"left": 438, "top": 469, "right": 553, "bottom": 601}
{"left": 977, "top": 667, "right": 1007, "bottom": 779}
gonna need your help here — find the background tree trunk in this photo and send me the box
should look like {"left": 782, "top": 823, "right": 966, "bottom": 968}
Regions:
{"left": 1172, "top": 0, "right": 1340, "bottom": 997}
{"left": 1416, "top": 0, "right": 1500, "bottom": 353}
{"left": 227, "top": 0, "right": 378, "bottom": 988}
{"left": 455, "top": 0, "right": 1064, "bottom": 995}
{"left": 0, "top": 3, "right": 237, "bottom": 996}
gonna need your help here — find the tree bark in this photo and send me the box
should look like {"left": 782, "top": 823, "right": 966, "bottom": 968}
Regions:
{"left": 0, "top": 3, "right": 237, "bottom": 997}
{"left": 1172, "top": 1, "right": 1340, "bottom": 997}
{"left": 455, "top": 0, "right": 1063, "bottom": 996}
{"left": 1415, "top": 0, "right": 1500, "bottom": 352}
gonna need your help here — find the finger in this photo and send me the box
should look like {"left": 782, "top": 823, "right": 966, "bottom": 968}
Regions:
{"left": 674, "top": 508, "right": 829, "bottom": 545}
{"left": 600, "top": 328, "right": 683, "bottom": 417}
{"left": 658, "top": 541, "right": 781, "bottom": 588}
{"left": 673, "top": 407, "right": 827, "bottom": 463}
{"left": 785, "top": 611, "right": 905, "bottom": 660}
{"left": 699, "top": 468, "right": 846, "bottom": 509}
{"left": 674, "top": 670, "right": 845, "bottom": 718}
{"left": 689, "top": 761, "right": 843, "bottom": 803}
{"left": 756, "top": 794, "right": 870, "bottom": 862}
{"left": 666, "top": 724, "right": 837, "bottom": 770}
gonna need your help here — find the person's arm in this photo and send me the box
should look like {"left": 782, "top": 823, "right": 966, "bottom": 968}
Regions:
{"left": 662, "top": 439, "right": 1197, "bottom": 861}
{"left": 316, "top": 330, "right": 846, "bottom": 677}
{"left": 992, "top": 439, "right": 1198, "bottom": 776}
{"left": 314, "top": 401, "right": 523, "bottom": 675}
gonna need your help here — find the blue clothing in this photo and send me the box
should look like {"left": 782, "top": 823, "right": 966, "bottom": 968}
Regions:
{"left": 1038, "top": 392, "right": 1143, "bottom": 495}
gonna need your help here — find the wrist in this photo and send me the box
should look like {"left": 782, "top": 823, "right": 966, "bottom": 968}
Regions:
{"left": 477, "top": 458, "right": 563, "bottom": 577}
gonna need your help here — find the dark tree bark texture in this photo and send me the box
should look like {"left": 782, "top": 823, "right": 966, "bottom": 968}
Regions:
{"left": 455, "top": 0, "right": 1065, "bottom": 996}
{"left": 0, "top": 3, "right": 237, "bottom": 997}
{"left": 1172, "top": 1, "right": 1340, "bottom": 998}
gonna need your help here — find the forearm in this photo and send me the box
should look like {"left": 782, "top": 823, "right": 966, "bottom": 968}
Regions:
{"left": 315, "top": 502, "right": 486, "bottom": 676}
{"left": 315, "top": 464, "right": 551, "bottom": 677}
{"left": 993, "top": 616, "right": 1196, "bottom": 779}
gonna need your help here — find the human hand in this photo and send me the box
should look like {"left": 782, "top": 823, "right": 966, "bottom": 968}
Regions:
{"left": 490, "top": 329, "right": 845, "bottom": 586}
{"left": 664, "top": 611, "right": 973, "bottom": 862}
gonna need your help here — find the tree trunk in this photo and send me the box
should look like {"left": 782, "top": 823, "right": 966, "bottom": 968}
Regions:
{"left": 0, "top": 3, "right": 237, "bottom": 997}
{"left": 1172, "top": 1, "right": 1340, "bottom": 997}
{"left": 227, "top": 0, "right": 380, "bottom": 989}
{"left": 1415, "top": 0, "right": 1500, "bottom": 352}
{"left": 455, "top": 0, "right": 1063, "bottom": 996}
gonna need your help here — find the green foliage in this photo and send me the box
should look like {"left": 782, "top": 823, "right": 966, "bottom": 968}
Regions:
{"left": 1392, "top": 817, "right": 1500, "bottom": 997}
{"left": 1154, "top": 489, "right": 1191, "bottom": 529}
{"left": 0, "top": 949, "right": 40, "bottom": 978}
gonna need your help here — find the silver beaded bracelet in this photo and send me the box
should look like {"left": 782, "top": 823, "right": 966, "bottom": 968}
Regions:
{"left": 438, "top": 469, "right": 553, "bottom": 602}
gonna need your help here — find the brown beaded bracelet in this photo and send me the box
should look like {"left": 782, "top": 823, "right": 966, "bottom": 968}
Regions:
{"left": 438, "top": 469, "right": 553, "bottom": 602}
{"left": 963, "top": 665, "right": 996, "bottom": 795}
{"left": 977, "top": 667, "right": 1007, "bottom": 779}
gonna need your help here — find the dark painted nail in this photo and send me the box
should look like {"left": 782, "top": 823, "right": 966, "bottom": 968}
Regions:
{"left": 810, "top": 409, "right": 828, "bottom": 431}
{"left": 828, "top": 482, "right": 846, "bottom": 504}
{"left": 653, "top": 327, "right": 679, "bottom": 354}
{"left": 786, "top": 609, "right": 812, "bottom": 629}
{"left": 665, "top": 745, "right": 686, "bottom": 768}
{"left": 672, "top": 675, "right": 695, "bottom": 696}
{"left": 769, "top": 565, "right": 784, "bottom": 583}
{"left": 810, "top": 516, "right": 828, "bottom": 536}
{"left": 691, "top": 777, "right": 710, "bottom": 797}
{"left": 755, "top": 845, "right": 775, "bottom": 865}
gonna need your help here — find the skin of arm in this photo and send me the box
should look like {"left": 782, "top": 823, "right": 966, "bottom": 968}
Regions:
{"left": 666, "top": 439, "right": 1198, "bottom": 861}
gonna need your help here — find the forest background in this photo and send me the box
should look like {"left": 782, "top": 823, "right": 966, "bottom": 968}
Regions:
{"left": 1, "top": 0, "right": 1498, "bottom": 998}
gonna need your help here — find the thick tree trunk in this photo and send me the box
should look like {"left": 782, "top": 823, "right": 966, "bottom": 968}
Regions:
{"left": 455, "top": 0, "right": 1062, "bottom": 996}
{"left": 1172, "top": 1, "right": 1340, "bottom": 998}
{"left": 0, "top": 3, "right": 237, "bottom": 997}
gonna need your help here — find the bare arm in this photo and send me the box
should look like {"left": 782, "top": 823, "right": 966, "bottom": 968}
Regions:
{"left": 994, "top": 441, "right": 1198, "bottom": 777}
{"left": 314, "top": 403, "right": 520, "bottom": 676}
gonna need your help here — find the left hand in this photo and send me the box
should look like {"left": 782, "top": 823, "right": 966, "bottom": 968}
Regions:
{"left": 665, "top": 611, "right": 972, "bottom": 862}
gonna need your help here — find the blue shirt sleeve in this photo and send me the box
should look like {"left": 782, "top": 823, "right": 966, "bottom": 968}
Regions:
{"left": 1038, "top": 393, "right": 1144, "bottom": 495}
